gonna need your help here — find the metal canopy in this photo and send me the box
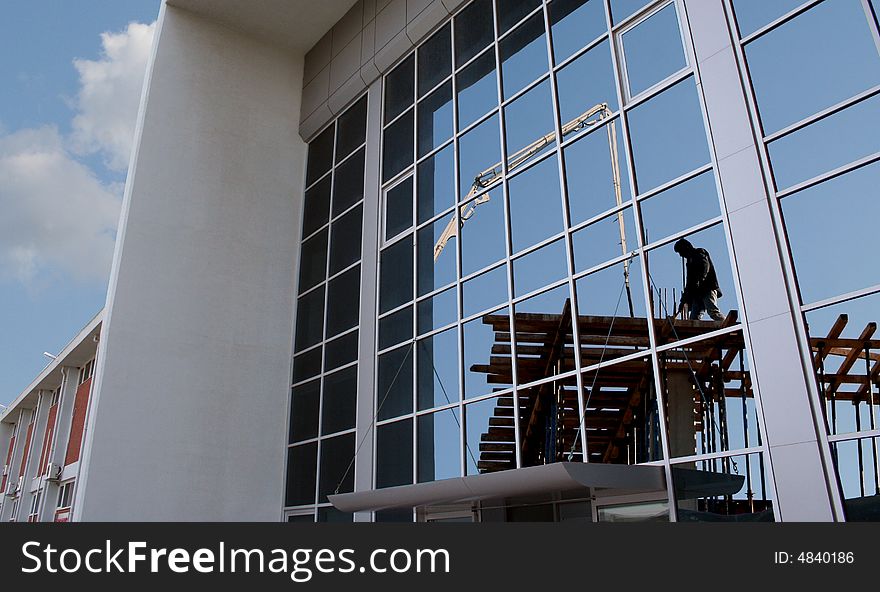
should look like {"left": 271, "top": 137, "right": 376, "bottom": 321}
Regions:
{"left": 328, "top": 462, "right": 667, "bottom": 513}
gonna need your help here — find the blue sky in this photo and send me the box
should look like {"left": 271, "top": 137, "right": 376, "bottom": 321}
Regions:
{"left": 1, "top": 1, "right": 161, "bottom": 405}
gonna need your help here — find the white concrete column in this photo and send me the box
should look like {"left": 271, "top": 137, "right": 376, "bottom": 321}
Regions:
{"left": 74, "top": 4, "right": 307, "bottom": 521}
{"left": 683, "top": 0, "right": 840, "bottom": 520}
{"left": 1, "top": 409, "right": 30, "bottom": 521}
{"left": 20, "top": 390, "right": 52, "bottom": 520}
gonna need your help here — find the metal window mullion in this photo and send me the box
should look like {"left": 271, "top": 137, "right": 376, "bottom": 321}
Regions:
{"left": 738, "top": 0, "right": 826, "bottom": 46}
{"left": 776, "top": 150, "right": 880, "bottom": 200}
{"left": 604, "top": 0, "right": 678, "bottom": 521}
{"left": 723, "top": 0, "right": 843, "bottom": 520}
{"left": 801, "top": 282, "right": 880, "bottom": 314}
{"left": 489, "top": 0, "right": 522, "bottom": 471}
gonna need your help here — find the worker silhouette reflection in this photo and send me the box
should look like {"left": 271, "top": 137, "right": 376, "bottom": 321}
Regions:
{"left": 674, "top": 238, "right": 725, "bottom": 322}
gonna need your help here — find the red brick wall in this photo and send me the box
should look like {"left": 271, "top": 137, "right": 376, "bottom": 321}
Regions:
{"left": 37, "top": 404, "right": 58, "bottom": 476}
{"left": 64, "top": 378, "right": 92, "bottom": 466}
{"left": 1, "top": 434, "right": 15, "bottom": 492}
{"left": 18, "top": 423, "right": 33, "bottom": 478}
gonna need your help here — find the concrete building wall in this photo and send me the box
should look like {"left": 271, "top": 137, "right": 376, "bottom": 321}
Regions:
{"left": 74, "top": 4, "right": 308, "bottom": 521}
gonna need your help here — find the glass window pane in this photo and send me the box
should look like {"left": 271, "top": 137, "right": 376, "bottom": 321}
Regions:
{"left": 377, "top": 344, "right": 414, "bottom": 421}
{"left": 628, "top": 78, "right": 710, "bottom": 194}
{"left": 504, "top": 78, "right": 555, "bottom": 163}
{"left": 418, "top": 213, "right": 457, "bottom": 295}
{"left": 782, "top": 162, "right": 880, "bottom": 303}
{"left": 290, "top": 379, "right": 320, "bottom": 443}
{"left": 497, "top": 0, "right": 542, "bottom": 35}
{"left": 646, "top": 224, "right": 736, "bottom": 338}
{"left": 768, "top": 95, "right": 880, "bottom": 191}
{"left": 417, "top": 82, "right": 454, "bottom": 158}
{"left": 832, "top": 436, "right": 880, "bottom": 519}
{"left": 556, "top": 40, "right": 618, "bottom": 122}
{"left": 306, "top": 125, "right": 334, "bottom": 186}
{"left": 417, "top": 327, "right": 461, "bottom": 410}
{"left": 322, "top": 366, "right": 357, "bottom": 435}
{"left": 293, "top": 347, "right": 322, "bottom": 383}
{"left": 457, "top": 49, "right": 499, "bottom": 131}
{"left": 466, "top": 395, "right": 515, "bottom": 474}
{"left": 295, "top": 286, "right": 325, "bottom": 352}
{"left": 459, "top": 193, "right": 506, "bottom": 277}
{"left": 459, "top": 113, "right": 501, "bottom": 198}
{"left": 379, "top": 236, "right": 413, "bottom": 314}
{"left": 580, "top": 356, "right": 661, "bottom": 463}
{"left": 385, "top": 177, "right": 413, "bottom": 240}
{"left": 385, "top": 53, "right": 415, "bottom": 122}
{"left": 417, "top": 287, "right": 458, "bottom": 334}
{"left": 745, "top": 0, "right": 880, "bottom": 135}
{"left": 508, "top": 155, "right": 564, "bottom": 254}
{"left": 572, "top": 207, "right": 636, "bottom": 272}
{"left": 620, "top": 3, "right": 686, "bottom": 98}
{"left": 319, "top": 433, "right": 355, "bottom": 502}
{"left": 673, "top": 453, "right": 774, "bottom": 521}
{"left": 383, "top": 109, "right": 414, "bottom": 183}
{"left": 324, "top": 331, "right": 358, "bottom": 372}
{"left": 804, "top": 292, "right": 880, "bottom": 437}
{"left": 564, "top": 119, "right": 632, "bottom": 225}
{"left": 418, "top": 23, "right": 452, "bottom": 98}
{"left": 335, "top": 95, "right": 367, "bottom": 162}
{"left": 513, "top": 285, "right": 577, "bottom": 385}
{"left": 417, "top": 143, "right": 456, "bottom": 223}
{"left": 298, "top": 229, "right": 327, "bottom": 292}
{"left": 731, "top": 0, "right": 804, "bottom": 38}
{"left": 576, "top": 259, "right": 648, "bottom": 358}
{"left": 464, "top": 307, "right": 512, "bottom": 399}
{"left": 463, "top": 265, "right": 509, "bottom": 318}
{"left": 550, "top": 0, "right": 608, "bottom": 64}
{"left": 455, "top": 0, "right": 494, "bottom": 67}
{"left": 379, "top": 305, "right": 413, "bottom": 350}
{"left": 639, "top": 171, "right": 720, "bottom": 244}
{"left": 418, "top": 408, "right": 462, "bottom": 481}
{"left": 302, "top": 175, "right": 331, "bottom": 238}
{"left": 609, "top": 0, "right": 651, "bottom": 25}
{"left": 329, "top": 204, "right": 362, "bottom": 275}
{"left": 512, "top": 239, "right": 568, "bottom": 298}
{"left": 333, "top": 147, "right": 365, "bottom": 217}
{"left": 285, "top": 443, "right": 317, "bottom": 506}
{"left": 517, "top": 374, "right": 579, "bottom": 465}
{"left": 326, "top": 265, "right": 360, "bottom": 338}
{"left": 660, "top": 330, "right": 760, "bottom": 457}
{"left": 377, "top": 419, "right": 414, "bottom": 488}
{"left": 500, "top": 13, "right": 548, "bottom": 99}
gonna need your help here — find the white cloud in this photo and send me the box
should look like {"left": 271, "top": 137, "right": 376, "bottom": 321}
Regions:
{"left": 70, "top": 22, "right": 156, "bottom": 172}
{"left": 0, "top": 21, "right": 155, "bottom": 287}
{"left": 0, "top": 126, "right": 122, "bottom": 284}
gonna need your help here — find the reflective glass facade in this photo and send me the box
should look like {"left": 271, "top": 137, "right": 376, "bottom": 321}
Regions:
{"left": 285, "top": 0, "right": 880, "bottom": 522}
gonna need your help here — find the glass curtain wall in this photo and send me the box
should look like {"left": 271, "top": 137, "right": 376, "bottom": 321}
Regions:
{"left": 285, "top": 95, "right": 368, "bottom": 522}
{"left": 731, "top": 0, "right": 880, "bottom": 521}
{"left": 375, "top": 0, "right": 772, "bottom": 521}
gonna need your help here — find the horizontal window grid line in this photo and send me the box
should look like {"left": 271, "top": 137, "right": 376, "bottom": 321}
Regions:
{"left": 303, "top": 168, "right": 332, "bottom": 194}
{"left": 299, "top": 223, "right": 331, "bottom": 245}
{"left": 453, "top": 42, "right": 496, "bottom": 78}
{"left": 379, "top": 227, "right": 413, "bottom": 252}
{"left": 622, "top": 68, "right": 693, "bottom": 112}
{"left": 579, "top": 347, "right": 652, "bottom": 375}
{"left": 567, "top": 199, "right": 633, "bottom": 236}
{"left": 416, "top": 319, "right": 459, "bottom": 339}
{"left": 288, "top": 437, "right": 320, "bottom": 447}
{"left": 290, "top": 357, "right": 360, "bottom": 387}
{"left": 457, "top": 258, "right": 507, "bottom": 286}
{"left": 376, "top": 338, "right": 416, "bottom": 358}
{"left": 551, "top": 31, "right": 609, "bottom": 72}
{"left": 329, "top": 198, "right": 366, "bottom": 228}
{"left": 828, "top": 429, "right": 880, "bottom": 443}
{"left": 325, "top": 259, "right": 363, "bottom": 285}
{"left": 416, "top": 280, "right": 457, "bottom": 303}
{"left": 459, "top": 301, "right": 511, "bottom": 326}
{"left": 382, "top": 103, "right": 414, "bottom": 130}
{"left": 381, "top": 163, "right": 416, "bottom": 193}
{"left": 571, "top": 250, "right": 636, "bottom": 283}
{"left": 377, "top": 300, "right": 414, "bottom": 323}
{"left": 610, "top": 0, "right": 676, "bottom": 36}
{"left": 737, "top": 0, "right": 826, "bottom": 46}
{"left": 334, "top": 140, "right": 369, "bottom": 168}
{"left": 296, "top": 279, "right": 326, "bottom": 300}
{"left": 642, "top": 216, "right": 724, "bottom": 252}
{"left": 319, "top": 427, "right": 358, "bottom": 440}
{"left": 556, "top": 110, "right": 622, "bottom": 152}
{"left": 414, "top": 400, "right": 462, "bottom": 416}
{"left": 455, "top": 105, "right": 499, "bottom": 138}
{"left": 496, "top": 4, "right": 547, "bottom": 45}
{"left": 776, "top": 150, "right": 880, "bottom": 199}
{"left": 654, "top": 323, "right": 745, "bottom": 355}
{"left": 293, "top": 340, "right": 322, "bottom": 357}
{"left": 510, "top": 228, "right": 568, "bottom": 260}
{"left": 414, "top": 136, "right": 455, "bottom": 169}
{"left": 514, "top": 367, "right": 580, "bottom": 392}
{"left": 800, "top": 282, "right": 880, "bottom": 313}
{"left": 635, "top": 163, "right": 714, "bottom": 202}
{"left": 667, "top": 445, "right": 767, "bottom": 466}
{"left": 762, "top": 83, "right": 880, "bottom": 145}
{"left": 495, "top": 140, "right": 560, "bottom": 187}
{"left": 417, "top": 74, "right": 454, "bottom": 106}
{"left": 512, "top": 276, "right": 571, "bottom": 306}
{"left": 500, "top": 71, "right": 551, "bottom": 108}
